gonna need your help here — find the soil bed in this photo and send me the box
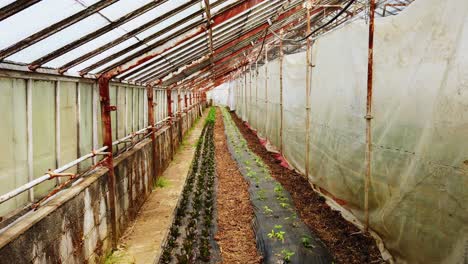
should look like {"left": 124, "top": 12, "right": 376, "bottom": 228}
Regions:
{"left": 160, "top": 107, "right": 219, "bottom": 263}
{"left": 213, "top": 108, "right": 261, "bottom": 264}
{"left": 229, "top": 109, "right": 385, "bottom": 264}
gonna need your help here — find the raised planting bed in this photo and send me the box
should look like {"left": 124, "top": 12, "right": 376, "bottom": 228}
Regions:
{"left": 159, "top": 107, "right": 219, "bottom": 264}
{"left": 221, "top": 107, "right": 333, "bottom": 264}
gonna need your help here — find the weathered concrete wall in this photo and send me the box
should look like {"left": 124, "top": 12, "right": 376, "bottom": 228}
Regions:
{"left": 0, "top": 106, "right": 203, "bottom": 264}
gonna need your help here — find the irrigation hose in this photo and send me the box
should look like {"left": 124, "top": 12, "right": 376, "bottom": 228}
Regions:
{"left": 296, "top": 0, "right": 358, "bottom": 42}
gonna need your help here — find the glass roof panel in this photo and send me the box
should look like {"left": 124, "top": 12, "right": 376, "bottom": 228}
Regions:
{"left": 45, "top": 27, "right": 129, "bottom": 68}
{"left": 7, "top": 13, "right": 109, "bottom": 63}
{"left": 0, "top": 0, "right": 83, "bottom": 49}
{"left": 0, "top": 0, "right": 15, "bottom": 9}
{"left": 99, "top": 0, "right": 153, "bottom": 21}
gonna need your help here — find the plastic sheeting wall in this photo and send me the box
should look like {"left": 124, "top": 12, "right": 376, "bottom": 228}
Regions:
{"left": 0, "top": 76, "right": 173, "bottom": 217}
{"left": 231, "top": 0, "right": 468, "bottom": 263}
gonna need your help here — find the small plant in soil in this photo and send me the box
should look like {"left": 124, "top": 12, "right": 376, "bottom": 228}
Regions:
{"left": 280, "top": 202, "right": 290, "bottom": 209}
{"left": 301, "top": 235, "right": 315, "bottom": 248}
{"left": 258, "top": 189, "right": 266, "bottom": 201}
{"left": 263, "top": 205, "right": 273, "bottom": 216}
{"left": 280, "top": 249, "right": 295, "bottom": 263}
{"left": 268, "top": 225, "right": 286, "bottom": 242}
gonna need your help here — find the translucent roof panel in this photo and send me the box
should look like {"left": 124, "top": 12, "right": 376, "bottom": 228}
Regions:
{"left": 0, "top": 0, "right": 84, "bottom": 49}
{"left": 7, "top": 14, "right": 108, "bottom": 63}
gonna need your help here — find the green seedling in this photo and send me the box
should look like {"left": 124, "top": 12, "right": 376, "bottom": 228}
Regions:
{"left": 245, "top": 160, "right": 251, "bottom": 165}
{"left": 263, "top": 206, "right": 273, "bottom": 216}
{"left": 258, "top": 190, "right": 266, "bottom": 201}
{"left": 267, "top": 225, "right": 286, "bottom": 242}
{"left": 280, "top": 202, "right": 290, "bottom": 209}
{"left": 301, "top": 236, "right": 315, "bottom": 248}
{"left": 246, "top": 166, "right": 251, "bottom": 172}
{"left": 277, "top": 196, "right": 289, "bottom": 202}
{"left": 280, "top": 249, "right": 295, "bottom": 262}
{"left": 246, "top": 171, "right": 257, "bottom": 178}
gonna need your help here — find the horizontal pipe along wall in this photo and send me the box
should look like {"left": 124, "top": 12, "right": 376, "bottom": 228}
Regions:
{"left": 231, "top": 0, "right": 468, "bottom": 263}
{"left": 0, "top": 69, "right": 205, "bottom": 262}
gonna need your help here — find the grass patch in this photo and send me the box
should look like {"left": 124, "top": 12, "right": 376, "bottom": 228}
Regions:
{"left": 155, "top": 177, "right": 170, "bottom": 188}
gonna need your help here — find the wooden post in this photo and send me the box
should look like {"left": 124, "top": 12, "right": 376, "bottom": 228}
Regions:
{"left": 305, "top": 3, "right": 312, "bottom": 179}
{"left": 364, "top": 0, "right": 376, "bottom": 232}
{"left": 279, "top": 30, "right": 284, "bottom": 152}
{"left": 98, "top": 75, "right": 118, "bottom": 249}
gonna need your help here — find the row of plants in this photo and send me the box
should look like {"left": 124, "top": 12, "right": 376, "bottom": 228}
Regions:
{"left": 160, "top": 107, "right": 218, "bottom": 264}
{"left": 220, "top": 107, "right": 331, "bottom": 263}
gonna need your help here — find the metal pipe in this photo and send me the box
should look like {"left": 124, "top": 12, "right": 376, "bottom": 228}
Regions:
{"left": 279, "top": 30, "right": 284, "bottom": 152}
{"left": 26, "top": 78, "right": 34, "bottom": 202}
{"left": 305, "top": 3, "right": 312, "bottom": 179}
{"left": 264, "top": 44, "right": 268, "bottom": 139}
{"left": 0, "top": 146, "right": 108, "bottom": 204}
{"left": 364, "top": 0, "right": 376, "bottom": 232}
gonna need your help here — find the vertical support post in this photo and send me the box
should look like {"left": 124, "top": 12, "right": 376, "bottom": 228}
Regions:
{"left": 166, "top": 89, "right": 174, "bottom": 160}
{"left": 255, "top": 62, "right": 258, "bottom": 128}
{"left": 147, "top": 85, "right": 158, "bottom": 183}
{"left": 364, "top": 0, "right": 376, "bottom": 232}
{"left": 76, "top": 82, "right": 81, "bottom": 172}
{"left": 264, "top": 44, "right": 268, "bottom": 140}
{"left": 167, "top": 89, "right": 173, "bottom": 118}
{"left": 92, "top": 83, "right": 98, "bottom": 165}
{"left": 244, "top": 66, "right": 247, "bottom": 119}
{"left": 26, "top": 78, "right": 34, "bottom": 202}
{"left": 184, "top": 93, "right": 188, "bottom": 111}
{"left": 98, "top": 76, "right": 118, "bottom": 249}
{"left": 305, "top": 4, "right": 312, "bottom": 179}
{"left": 279, "top": 30, "right": 284, "bottom": 152}
{"left": 55, "top": 80, "right": 61, "bottom": 185}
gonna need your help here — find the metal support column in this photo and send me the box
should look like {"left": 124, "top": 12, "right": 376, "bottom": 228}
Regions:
{"left": 305, "top": 3, "right": 312, "bottom": 179}
{"left": 98, "top": 76, "right": 118, "bottom": 249}
{"left": 364, "top": 0, "right": 376, "bottom": 232}
{"left": 147, "top": 85, "right": 158, "bottom": 182}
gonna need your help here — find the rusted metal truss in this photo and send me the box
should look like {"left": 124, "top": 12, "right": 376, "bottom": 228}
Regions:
{"left": 0, "top": 0, "right": 415, "bottom": 91}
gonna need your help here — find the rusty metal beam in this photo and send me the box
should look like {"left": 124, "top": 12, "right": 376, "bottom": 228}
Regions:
{"left": 95, "top": 0, "right": 272, "bottom": 78}
{"left": 28, "top": 0, "right": 169, "bottom": 70}
{"left": 149, "top": 3, "right": 305, "bottom": 86}
{"left": 0, "top": 0, "right": 118, "bottom": 61}
{"left": 57, "top": 0, "right": 203, "bottom": 74}
{"left": 81, "top": 19, "right": 206, "bottom": 75}
{"left": 364, "top": 0, "right": 376, "bottom": 233}
{"left": 0, "top": 0, "right": 42, "bottom": 22}
{"left": 120, "top": 0, "right": 285, "bottom": 82}
{"left": 203, "top": 0, "right": 214, "bottom": 63}
{"left": 146, "top": 85, "right": 157, "bottom": 185}
{"left": 98, "top": 75, "right": 118, "bottom": 249}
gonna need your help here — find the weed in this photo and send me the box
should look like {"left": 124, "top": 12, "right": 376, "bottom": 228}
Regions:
{"left": 155, "top": 177, "right": 170, "bottom": 188}
{"left": 280, "top": 202, "right": 289, "bottom": 209}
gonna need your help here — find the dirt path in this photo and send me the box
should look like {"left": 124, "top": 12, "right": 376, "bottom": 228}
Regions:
{"left": 214, "top": 108, "right": 262, "bottom": 264}
{"left": 229, "top": 110, "right": 384, "bottom": 264}
{"left": 107, "top": 112, "right": 206, "bottom": 264}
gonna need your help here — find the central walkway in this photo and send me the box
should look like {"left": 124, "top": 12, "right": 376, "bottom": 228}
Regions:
{"left": 108, "top": 111, "right": 206, "bottom": 264}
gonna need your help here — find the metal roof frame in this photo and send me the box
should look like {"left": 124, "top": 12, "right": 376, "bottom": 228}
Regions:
{"left": 0, "top": 0, "right": 415, "bottom": 91}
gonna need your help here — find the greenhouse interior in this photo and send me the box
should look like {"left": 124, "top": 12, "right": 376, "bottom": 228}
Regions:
{"left": 0, "top": 0, "right": 466, "bottom": 263}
